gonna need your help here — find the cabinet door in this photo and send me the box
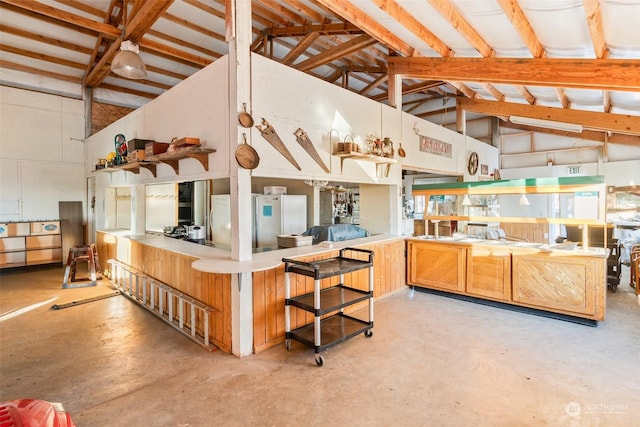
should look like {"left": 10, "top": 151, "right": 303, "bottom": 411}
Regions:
{"left": 0, "top": 237, "right": 26, "bottom": 252}
{"left": 466, "top": 246, "right": 511, "bottom": 301}
{"left": 512, "top": 254, "right": 602, "bottom": 317}
{"left": 26, "top": 235, "right": 61, "bottom": 250}
{"left": 407, "top": 241, "right": 466, "bottom": 292}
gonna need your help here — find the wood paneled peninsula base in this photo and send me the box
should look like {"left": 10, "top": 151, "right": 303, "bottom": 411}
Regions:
{"left": 406, "top": 236, "right": 607, "bottom": 323}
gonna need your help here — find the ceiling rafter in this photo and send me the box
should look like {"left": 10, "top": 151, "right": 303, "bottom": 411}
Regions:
{"left": 281, "top": 31, "right": 320, "bottom": 65}
{"left": 370, "top": 0, "right": 453, "bottom": 57}
{"left": 258, "top": 0, "right": 308, "bottom": 25}
{"left": 314, "top": 0, "right": 416, "bottom": 57}
{"left": 0, "top": 0, "right": 121, "bottom": 38}
{"left": 162, "top": 12, "right": 226, "bottom": 43}
{"left": 294, "top": 33, "right": 377, "bottom": 72}
{"left": 582, "top": 0, "right": 609, "bottom": 59}
{"left": 495, "top": 0, "right": 545, "bottom": 58}
{"left": 426, "top": 0, "right": 493, "bottom": 57}
{"left": 0, "top": 23, "right": 93, "bottom": 55}
{"left": 0, "top": 2, "right": 104, "bottom": 38}
{"left": 145, "top": 29, "right": 219, "bottom": 58}
{"left": 0, "top": 43, "right": 85, "bottom": 70}
{"left": 267, "top": 22, "right": 362, "bottom": 37}
{"left": 0, "top": 59, "right": 81, "bottom": 83}
{"left": 284, "top": 0, "right": 327, "bottom": 23}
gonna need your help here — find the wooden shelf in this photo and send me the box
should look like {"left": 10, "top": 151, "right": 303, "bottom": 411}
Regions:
{"left": 95, "top": 146, "right": 216, "bottom": 176}
{"left": 334, "top": 151, "right": 397, "bottom": 176}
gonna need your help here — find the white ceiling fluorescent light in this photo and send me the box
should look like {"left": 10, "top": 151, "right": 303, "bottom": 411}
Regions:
{"left": 509, "top": 116, "right": 583, "bottom": 133}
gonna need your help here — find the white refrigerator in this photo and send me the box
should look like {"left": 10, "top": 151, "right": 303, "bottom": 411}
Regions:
{"left": 255, "top": 195, "right": 307, "bottom": 247}
{"left": 210, "top": 194, "right": 233, "bottom": 249}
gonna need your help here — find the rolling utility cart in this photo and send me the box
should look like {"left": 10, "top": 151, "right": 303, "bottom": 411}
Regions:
{"left": 283, "top": 247, "right": 374, "bottom": 366}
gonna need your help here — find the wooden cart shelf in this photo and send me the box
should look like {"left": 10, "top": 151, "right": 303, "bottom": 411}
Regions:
{"left": 95, "top": 146, "right": 216, "bottom": 176}
{"left": 283, "top": 247, "right": 375, "bottom": 367}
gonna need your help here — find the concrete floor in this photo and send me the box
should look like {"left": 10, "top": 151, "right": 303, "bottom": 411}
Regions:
{"left": 1, "top": 266, "right": 638, "bottom": 427}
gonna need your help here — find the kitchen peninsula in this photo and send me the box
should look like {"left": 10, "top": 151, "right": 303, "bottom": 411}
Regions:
{"left": 96, "top": 230, "right": 406, "bottom": 354}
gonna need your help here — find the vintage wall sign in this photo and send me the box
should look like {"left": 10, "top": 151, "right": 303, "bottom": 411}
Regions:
{"left": 418, "top": 134, "right": 452, "bottom": 158}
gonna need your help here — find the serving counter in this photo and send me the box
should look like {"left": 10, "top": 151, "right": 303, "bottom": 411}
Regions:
{"left": 96, "top": 230, "right": 406, "bottom": 355}
{"left": 406, "top": 236, "right": 607, "bottom": 321}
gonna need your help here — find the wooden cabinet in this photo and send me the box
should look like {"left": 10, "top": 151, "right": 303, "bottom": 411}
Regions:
{"left": 512, "top": 253, "right": 604, "bottom": 318}
{"left": 1, "top": 221, "right": 62, "bottom": 269}
{"left": 406, "top": 238, "right": 606, "bottom": 321}
{"left": 466, "top": 245, "right": 511, "bottom": 301}
{"left": 407, "top": 240, "right": 466, "bottom": 292}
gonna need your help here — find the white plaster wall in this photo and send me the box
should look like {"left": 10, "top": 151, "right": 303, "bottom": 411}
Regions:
{"left": 85, "top": 56, "right": 229, "bottom": 185}
{"left": 0, "top": 86, "right": 85, "bottom": 221}
{"left": 250, "top": 54, "right": 402, "bottom": 183}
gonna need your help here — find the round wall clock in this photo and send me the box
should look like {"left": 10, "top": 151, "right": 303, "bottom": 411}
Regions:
{"left": 467, "top": 151, "right": 479, "bottom": 175}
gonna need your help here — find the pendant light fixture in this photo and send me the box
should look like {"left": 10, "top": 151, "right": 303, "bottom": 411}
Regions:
{"left": 110, "top": 1, "right": 147, "bottom": 79}
{"left": 111, "top": 40, "right": 147, "bottom": 79}
{"left": 519, "top": 193, "right": 531, "bottom": 206}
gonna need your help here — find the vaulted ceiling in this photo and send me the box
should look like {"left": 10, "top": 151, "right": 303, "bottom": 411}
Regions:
{"left": 1, "top": 0, "right": 639, "bottom": 143}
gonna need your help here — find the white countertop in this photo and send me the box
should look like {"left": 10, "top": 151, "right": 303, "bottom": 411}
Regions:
{"left": 98, "top": 230, "right": 403, "bottom": 274}
{"left": 405, "top": 235, "right": 608, "bottom": 257}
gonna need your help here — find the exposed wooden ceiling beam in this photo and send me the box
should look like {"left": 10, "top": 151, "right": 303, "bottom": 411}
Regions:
{"left": 267, "top": 22, "right": 363, "bottom": 37}
{"left": 0, "top": 24, "right": 93, "bottom": 54}
{"left": 183, "top": 0, "right": 224, "bottom": 20}
{"left": 0, "top": 0, "right": 121, "bottom": 38}
{"left": 426, "top": 0, "right": 493, "bottom": 57}
{"left": 388, "top": 57, "right": 640, "bottom": 91}
{"left": 0, "top": 59, "right": 82, "bottom": 83}
{"left": 500, "top": 120, "right": 640, "bottom": 146}
{"left": 284, "top": 0, "right": 329, "bottom": 23}
{"left": 359, "top": 73, "right": 388, "bottom": 96}
{"left": 145, "top": 29, "right": 219, "bottom": 58}
{"left": 139, "top": 38, "right": 213, "bottom": 66}
{"left": 370, "top": 0, "right": 452, "bottom": 57}
{"left": 258, "top": 0, "right": 310, "bottom": 25}
{"left": 294, "top": 33, "right": 377, "bottom": 72}
{"left": 458, "top": 97, "right": 640, "bottom": 134}
{"left": 583, "top": 0, "right": 609, "bottom": 59}
{"left": 84, "top": 0, "right": 175, "bottom": 87}
{"left": 162, "top": 12, "right": 225, "bottom": 43}
{"left": 315, "top": 0, "right": 416, "bottom": 57}
{"left": 371, "top": 80, "right": 445, "bottom": 101}
{"left": 98, "top": 82, "right": 157, "bottom": 98}
{"left": 0, "top": 44, "right": 85, "bottom": 70}
{"left": 495, "top": 0, "right": 545, "bottom": 58}
{"left": 124, "top": 0, "right": 174, "bottom": 42}
{"left": 281, "top": 32, "right": 321, "bottom": 65}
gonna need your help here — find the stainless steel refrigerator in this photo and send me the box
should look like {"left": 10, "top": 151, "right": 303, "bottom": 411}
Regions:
{"left": 255, "top": 195, "right": 307, "bottom": 247}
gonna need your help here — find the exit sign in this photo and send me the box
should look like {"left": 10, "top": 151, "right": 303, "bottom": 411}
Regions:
{"left": 568, "top": 166, "right": 581, "bottom": 174}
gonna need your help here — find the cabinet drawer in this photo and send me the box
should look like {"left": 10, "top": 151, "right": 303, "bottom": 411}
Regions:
{"left": 26, "top": 235, "right": 62, "bottom": 250}
{"left": 0, "top": 237, "right": 26, "bottom": 252}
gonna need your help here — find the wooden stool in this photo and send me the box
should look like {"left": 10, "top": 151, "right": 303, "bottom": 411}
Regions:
{"left": 62, "top": 244, "right": 102, "bottom": 289}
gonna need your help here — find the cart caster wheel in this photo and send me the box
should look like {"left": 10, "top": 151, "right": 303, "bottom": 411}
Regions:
{"left": 364, "top": 329, "right": 373, "bottom": 338}
{"left": 285, "top": 339, "right": 291, "bottom": 351}
{"left": 315, "top": 355, "right": 324, "bottom": 367}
